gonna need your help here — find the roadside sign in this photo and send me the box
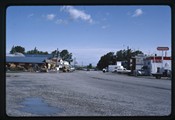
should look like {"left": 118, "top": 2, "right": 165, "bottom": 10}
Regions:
{"left": 157, "top": 47, "right": 169, "bottom": 51}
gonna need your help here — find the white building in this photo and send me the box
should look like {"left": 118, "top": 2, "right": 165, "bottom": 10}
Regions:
{"left": 130, "top": 54, "right": 171, "bottom": 75}
{"left": 144, "top": 56, "right": 171, "bottom": 75}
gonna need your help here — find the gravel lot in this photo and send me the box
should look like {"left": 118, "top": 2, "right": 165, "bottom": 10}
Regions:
{"left": 6, "top": 70, "right": 171, "bottom": 116}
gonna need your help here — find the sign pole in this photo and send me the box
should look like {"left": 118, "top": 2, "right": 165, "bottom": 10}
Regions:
{"left": 161, "top": 50, "right": 163, "bottom": 68}
{"left": 157, "top": 47, "right": 169, "bottom": 70}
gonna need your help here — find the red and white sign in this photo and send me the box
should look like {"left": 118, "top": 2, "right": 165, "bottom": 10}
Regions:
{"left": 157, "top": 47, "right": 169, "bottom": 51}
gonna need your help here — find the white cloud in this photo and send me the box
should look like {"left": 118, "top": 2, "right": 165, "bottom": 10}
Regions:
{"left": 27, "top": 13, "right": 34, "bottom": 18}
{"left": 46, "top": 14, "right": 56, "bottom": 20}
{"left": 132, "top": 9, "right": 143, "bottom": 17}
{"left": 61, "top": 6, "right": 93, "bottom": 23}
{"left": 55, "top": 19, "right": 68, "bottom": 24}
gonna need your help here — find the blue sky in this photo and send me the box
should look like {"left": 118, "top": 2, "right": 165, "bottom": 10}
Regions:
{"left": 6, "top": 6, "right": 171, "bottom": 66}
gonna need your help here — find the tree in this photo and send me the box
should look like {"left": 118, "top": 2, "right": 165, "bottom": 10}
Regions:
{"left": 60, "top": 50, "right": 69, "bottom": 59}
{"left": 97, "top": 52, "right": 116, "bottom": 70}
{"left": 26, "top": 47, "right": 48, "bottom": 54}
{"left": 10, "top": 45, "right": 16, "bottom": 54}
{"left": 97, "top": 48, "right": 144, "bottom": 70}
{"left": 87, "top": 63, "right": 92, "bottom": 69}
{"left": 131, "top": 50, "right": 143, "bottom": 57}
{"left": 51, "top": 50, "right": 58, "bottom": 56}
{"left": 10, "top": 45, "right": 25, "bottom": 54}
{"left": 116, "top": 48, "right": 143, "bottom": 69}
{"left": 60, "top": 49, "right": 73, "bottom": 63}
{"left": 33, "top": 47, "right": 38, "bottom": 54}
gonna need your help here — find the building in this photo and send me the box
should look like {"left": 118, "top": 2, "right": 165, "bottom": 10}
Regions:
{"left": 6, "top": 53, "right": 54, "bottom": 71}
{"left": 130, "top": 53, "right": 171, "bottom": 76}
{"left": 144, "top": 56, "right": 171, "bottom": 75}
{"left": 6, "top": 52, "right": 72, "bottom": 72}
{"left": 6, "top": 53, "right": 53, "bottom": 64}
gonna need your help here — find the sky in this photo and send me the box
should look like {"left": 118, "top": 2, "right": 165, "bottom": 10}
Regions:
{"left": 6, "top": 5, "right": 171, "bottom": 66}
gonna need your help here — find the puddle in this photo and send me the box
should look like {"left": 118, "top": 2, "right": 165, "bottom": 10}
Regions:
{"left": 18, "top": 97, "right": 63, "bottom": 115}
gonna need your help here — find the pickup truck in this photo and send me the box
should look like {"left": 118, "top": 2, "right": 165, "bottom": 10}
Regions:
{"left": 113, "top": 68, "right": 131, "bottom": 74}
{"left": 152, "top": 69, "right": 171, "bottom": 79}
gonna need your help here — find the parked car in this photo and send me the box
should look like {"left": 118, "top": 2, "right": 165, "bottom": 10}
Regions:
{"left": 134, "top": 69, "right": 146, "bottom": 76}
{"left": 137, "top": 69, "right": 146, "bottom": 75}
{"left": 117, "top": 68, "right": 131, "bottom": 74}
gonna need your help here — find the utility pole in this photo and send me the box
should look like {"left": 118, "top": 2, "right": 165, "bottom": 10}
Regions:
{"left": 56, "top": 48, "right": 59, "bottom": 67}
{"left": 73, "top": 57, "right": 76, "bottom": 67}
{"left": 161, "top": 50, "right": 163, "bottom": 68}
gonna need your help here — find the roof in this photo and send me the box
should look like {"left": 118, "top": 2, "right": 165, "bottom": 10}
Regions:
{"left": 24, "top": 54, "right": 53, "bottom": 58}
{"left": 6, "top": 56, "right": 47, "bottom": 64}
{"left": 6, "top": 53, "right": 25, "bottom": 57}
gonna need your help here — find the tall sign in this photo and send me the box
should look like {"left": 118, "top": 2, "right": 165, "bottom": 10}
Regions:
{"left": 156, "top": 47, "right": 169, "bottom": 68}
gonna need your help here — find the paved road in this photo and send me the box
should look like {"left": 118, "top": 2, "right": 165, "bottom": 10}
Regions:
{"left": 6, "top": 71, "right": 171, "bottom": 116}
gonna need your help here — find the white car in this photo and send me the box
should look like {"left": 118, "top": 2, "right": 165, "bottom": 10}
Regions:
{"left": 114, "top": 68, "right": 131, "bottom": 74}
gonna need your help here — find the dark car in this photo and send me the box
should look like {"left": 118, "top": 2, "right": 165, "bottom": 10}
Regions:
{"left": 135, "top": 69, "right": 146, "bottom": 76}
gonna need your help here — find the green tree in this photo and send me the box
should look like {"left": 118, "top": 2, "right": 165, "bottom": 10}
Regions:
{"left": 60, "top": 49, "right": 73, "bottom": 63}
{"left": 33, "top": 47, "right": 38, "bottom": 54}
{"left": 60, "top": 50, "right": 69, "bottom": 59}
{"left": 10, "top": 45, "right": 16, "bottom": 54}
{"left": 26, "top": 47, "right": 48, "bottom": 54}
{"left": 131, "top": 50, "right": 143, "bottom": 57}
{"left": 51, "top": 50, "right": 59, "bottom": 56}
{"left": 26, "top": 47, "right": 38, "bottom": 54}
{"left": 97, "top": 52, "right": 116, "bottom": 70}
{"left": 116, "top": 48, "right": 143, "bottom": 69}
{"left": 97, "top": 48, "right": 144, "bottom": 70}
{"left": 87, "top": 63, "right": 92, "bottom": 69}
{"left": 10, "top": 45, "right": 25, "bottom": 54}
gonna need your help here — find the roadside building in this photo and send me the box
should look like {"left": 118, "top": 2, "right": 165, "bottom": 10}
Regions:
{"left": 6, "top": 53, "right": 53, "bottom": 72}
{"left": 6, "top": 52, "right": 72, "bottom": 72}
{"left": 130, "top": 53, "right": 171, "bottom": 76}
{"left": 144, "top": 56, "right": 171, "bottom": 75}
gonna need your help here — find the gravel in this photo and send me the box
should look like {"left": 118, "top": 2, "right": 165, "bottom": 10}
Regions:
{"left": 6, "top": 71, "right": 171, "bottom": 116}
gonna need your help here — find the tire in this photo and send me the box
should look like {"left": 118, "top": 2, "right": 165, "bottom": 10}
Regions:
{"left": 156, "top": 76, "right": 161, "bottom": 79}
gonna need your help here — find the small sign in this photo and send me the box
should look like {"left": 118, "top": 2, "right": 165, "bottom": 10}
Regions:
{"left": 157, "top": 47, "right": 169, "bottom": 51}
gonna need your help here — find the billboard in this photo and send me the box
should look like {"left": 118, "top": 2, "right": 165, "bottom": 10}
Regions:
{"left": 157, "top": 47, "right": 169, "bottom": 51}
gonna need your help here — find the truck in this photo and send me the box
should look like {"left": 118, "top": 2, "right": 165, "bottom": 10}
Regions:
{"left": 151, "top": 67, "right": 171, "bottom": 79}
{"left": 108, "top": 62, "right": 122, "bottom": 72}
{"left": 108, "top": 63, "right": 131, "bottom": 74}
{"left": 115, "top": 68, "right": 131, "bottom": 74}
